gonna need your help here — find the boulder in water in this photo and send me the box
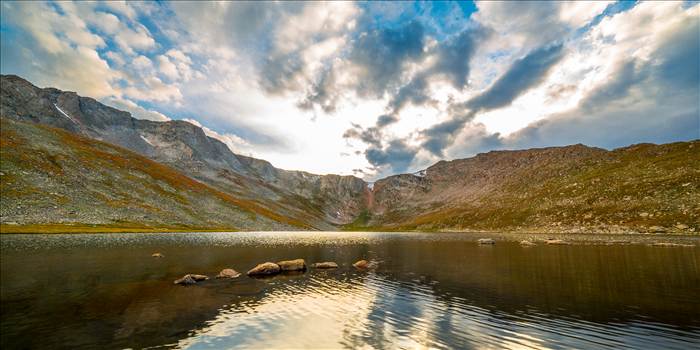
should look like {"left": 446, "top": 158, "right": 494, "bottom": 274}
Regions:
{"left": 216, "top": 268, "right": 241, "bottom": 279}
{"left": 546, "top": 239, "right": 569, "bottom": 245}
{"left": 247, "top": 262, "right": 281, "bottom": 276}
{"left": 190, "top": 274, "right": 209, "bottom": 281}
{"left": 174, "top": 274, "right": 197, "bottom": 285}
{"left": 520, "top": 240, "right": 536, "bottom": 246}
{"left": 478, "top": 238, "right": 495, "bottom": 245}
{"left": 312, "top": 262, "right": 339, "bottom": 269}
{"left": 151, "top": 253, "right": 164, "bottom": 258}
{"left": 353, "top": 260, "right": 377, "bottom": 269}
{"left": 277, "top": 259, "right": 306, "bottom": 271}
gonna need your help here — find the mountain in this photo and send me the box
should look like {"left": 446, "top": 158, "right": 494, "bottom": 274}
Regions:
{"left": 0, "top": 75, "right": 367, "bottom": 230}
{"left": 363, "top": 142, "right": 699, "bottom": 233}
{"left": 1, "top": 75, "right": 698, "bottom": 234}
{"left": 0, "top": 117, "right": 305, "bottom": 232}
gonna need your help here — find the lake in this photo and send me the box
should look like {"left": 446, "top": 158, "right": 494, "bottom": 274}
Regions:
{"left": 1, "top": 231, "right": 699, "bottom": 349}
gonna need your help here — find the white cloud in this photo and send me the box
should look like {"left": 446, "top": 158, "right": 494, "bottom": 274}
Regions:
{"left": 559, "top": 1, "right": 613, "bottom": 27}
{"left": 182, "top": 118, "right": 251, "bottom": 154}
{"left": 103, "top": 0, "right": 137, "bottom": 20}
{"left": 133, "top": 55, "right": 153, "bottom": 71}
{"left": 103, "top": 97, "right": 171, "bottom": 121}
{"left": 156, "top": 54, "right": 179, "bottom": 80}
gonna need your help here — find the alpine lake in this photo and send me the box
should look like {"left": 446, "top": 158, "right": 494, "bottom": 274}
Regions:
{"left": 1, "top": 231, "right": 699, "bottom": 349}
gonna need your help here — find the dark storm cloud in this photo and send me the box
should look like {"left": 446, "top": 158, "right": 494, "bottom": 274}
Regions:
{"left": 432, "top": 26, "right": 486, "bottom": 90}
{"left": 387, "top": 73, "right": 432, "bottom": 114}
{"left": 349, "top": 20, "right": 426, "bottom": 98}
{"left": 384, "top": 26, "right": 486, "bottom": 118}
{"left": 342, "top": 26, "right": 486, "bottom": 166}
{"left": 259, "top": 52, "right": 305, "bottom": 93}
{"left": 365, "top": 139, "right": 417, "bottom": 173}
{"left": 467, "top": 43, "right": 565, "bottom": 111}
{"left": 297, "top": 68, "right": 339, "bottom": 114}
{"left": 506, "top": 18, "right": 700, "bottom": 153}
{"left": 651, "top": 16, "right": 699, "bottom": 91}
{"left": 421, "top": 111, "right": 476, "bottom": 156}
{"left": 298, "top": 20, "right": 427, "bottom": 114}
{"left": 343, "top": 124, "right": 382, "bottom": 147}
{"left": 376, "top": 114, "right": 399, "bottom": 127}
{"left": 580, "top": 60, "right": 642, "bottom": 111}
{"left": 418, "top": 43, "right": 566, "bottom": 157}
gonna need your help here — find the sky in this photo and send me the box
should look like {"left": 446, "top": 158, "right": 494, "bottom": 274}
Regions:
{"left": 1, "top": 1, "right": 698, "bottom": 180}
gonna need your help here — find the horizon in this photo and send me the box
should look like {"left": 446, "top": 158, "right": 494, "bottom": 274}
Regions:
{"left": 1, "top": 1, "right": 698, "bottom": 180}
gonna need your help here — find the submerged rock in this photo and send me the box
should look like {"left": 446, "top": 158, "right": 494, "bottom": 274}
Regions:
{"left": 478, "top": 238, "right": 495, "bottom": 245}
{"left": 151, "top": 253, "right": 164, "bottom": 258}
{"left": 520, "top": 240, "right": 536, "bottom": 246}
{"left": 277, "top": 259, "right": 306, "bottom": 271}
{"left": 247, "top": 262, "right": 281, "bottom": 276}
{"left": 216, "top": 268, "right": 241, "bottom": 279}
{"left": 312, "top": 262, "right": 339, "bottom": 269}
{"left": 174, "top": 274, "right": 198, "bottom": 285}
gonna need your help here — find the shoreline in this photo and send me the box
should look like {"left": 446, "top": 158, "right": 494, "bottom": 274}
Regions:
{"left": 1, "top": 224, "right": 698, "bottom": 237}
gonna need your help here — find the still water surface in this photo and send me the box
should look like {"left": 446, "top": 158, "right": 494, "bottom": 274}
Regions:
{"left": 1, "top": 231, "right": 699, "bottom": 349}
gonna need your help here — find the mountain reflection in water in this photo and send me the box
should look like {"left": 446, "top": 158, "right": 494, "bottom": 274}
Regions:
{"left": 1, "top": 231, "right": 699, "bottom": 349}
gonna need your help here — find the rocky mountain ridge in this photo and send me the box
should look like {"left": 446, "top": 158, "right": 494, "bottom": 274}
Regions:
{"left": 1, "top": 75, "right": 698, "bottom": 233}
{"left": 1, "top": 75, "right": 367, "bottom": 229}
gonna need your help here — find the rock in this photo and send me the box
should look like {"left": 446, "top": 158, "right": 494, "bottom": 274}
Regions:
{"left": 151, "top": 253, "right": 164, "bottom": 258}
{"left": 247, "top": 262, "right": 281, "bottom": 276}
{"left": 312, "top": 262, "right": 339, "bottom": 269}
{"left": 353, "top": 260, "right": 378, "bottom": 269}
{"left": 478, "top": 238, "right": 495, "bottom": 244}
{"left": 639, "top": 212, "right": 649, "bottom": 217}
{"left": 520, "top": 240, "right": 536, "bottom": 246}
{"left": 675, "top": 224, "right": 689, "bottom": 230}
{"left": 276, "top": 259, "right": 306, "bottom": 271}
{"left": 216, "top": 268, "right": 241, "bottom": 279}
{"left": 652, "top": 242, "right": 695, "bottom": 247}
{"left": 174, "top": 274, "right": 197, "bottom": 285}
{"left": 546, "top": 239, "right": 569, "bottom": 245}
{"left": 190, "top": 274, "right": 209, "bottom": 281}
{"left": 649, "top": 226, "right": 666, "bottom": 233}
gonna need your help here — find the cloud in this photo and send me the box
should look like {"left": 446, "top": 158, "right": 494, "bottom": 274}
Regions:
{"left": 182, "top": 118, "right": 251, "bottom": 154}
{"left": 1, "top": 0, "right": 697, "bottom": 180}
{"left": 365, "top": 139, "right": 417, "bottom": 173}
{"left": 157, "top": 55, "right": 179, "bottom": 80}
{"left": 419, "top": 43, "right": 565, "bottom": 157}
{"left": 452, "top": 2, "right": 700, "bottom": 158}
{"left": 103, "top": 97, "right": 170, "bottom": 121}
{"left": 466, "top": 43, "right": 564, "bottom": 111}
{"left": 349, "top": 21, "right": 426, "bottom": 97}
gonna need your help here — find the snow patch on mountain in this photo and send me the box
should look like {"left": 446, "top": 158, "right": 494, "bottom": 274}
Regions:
{"left": 53, "top": 103, "right": 78, "bottom": 124}
{"left": 140, "top": 135, "right": 154, "bottom": 146}
{"left": 413, "top": 169, "right": 427, "bottom": 178}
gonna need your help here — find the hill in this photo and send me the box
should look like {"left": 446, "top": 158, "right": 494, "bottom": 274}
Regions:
{"left": 0, "top": 118, "right": 308, "bottom": 232}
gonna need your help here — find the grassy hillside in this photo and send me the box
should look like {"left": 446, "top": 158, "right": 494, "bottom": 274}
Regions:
{"left": 352, "top": 142, "right": 700, "bottom": 234}
{"left": 0, "top": 118, "right": 313, "bottom": 233}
